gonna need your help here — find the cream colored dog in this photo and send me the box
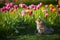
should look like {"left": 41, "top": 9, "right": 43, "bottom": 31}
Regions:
{"left": 35, "top": 17, "right": 54, "bottom": 34}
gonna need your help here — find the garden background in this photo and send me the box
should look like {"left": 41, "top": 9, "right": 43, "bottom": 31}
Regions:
{"left": 0, "top": 0, "right": 60, "bottom": 40}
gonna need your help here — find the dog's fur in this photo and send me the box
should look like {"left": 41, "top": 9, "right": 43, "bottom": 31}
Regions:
{"left": 35, "top": 17, "right": 54, "bottom": 34}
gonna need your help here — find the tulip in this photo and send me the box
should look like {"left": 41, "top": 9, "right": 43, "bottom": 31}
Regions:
{"left": 42, "top": 10, "right": 48, "bottom": 13}
{"left": 19, "top": 4, "right": 27, "bottom": 8}
{"left": 30, "top": 4, "right": 34, "bottom": 8}
{"left": 10, "top": 2, "right": 14, "bottom": 7}
{"left": 45, "top": 5, "right": 48, "bottom": 8}
{"left": 1, "top": 7, "right": 6, "bottom": 12}
{"left": 21, "top": 10, "right": 26, "bottom": 16}
{"left": 50, "top": 7, "right": 56, "bottom": 12}
{"left": 39, "top": 2, "right": 42, "bottom": 6}
{"left": 5, "top": 3, "right": 10, "bottom": 7}
{"left": 57, "top": 5, "right": 60, "bottom": 8}
{"left": 30, "top": 4, "right": 36, "bottom": 10}
{"left": 52, "top": 8, "right": 56, "bottom": 12}
{"left": 6, "top": 6, "right": 10, "bottom": 10}
{"left": 28, "top": 10, "right": 32, "bottom": 15}
{"left": 14, "top": 5, "right": 18, "bottom": 9}
{"left": 45, "top": 13, "right": 48, "bottom": 18}
{"left": 33, "top": 6, "right": 36, "bottom": 10}
{"left": 50, "top": 8, "right": 52, "bottom": 12}
{"left": 9, "top": 8, "right": 14, "bottom": 12}
{"left": 50, "top": 7, "right": 54, "bottom": 12}
{"left": 30, "top": 4, "right": 36, "bottom": 8}
{"left": 36, "top": 4, "right": 41, "bottom": 9}
{"left": 25, "top": 9, "right": 32, "bottom": 15}
{"left": 27, "top": 6, "right": 30, "bottom": 9}
{"left": 41, "top": 7, "right": 45, "bottom": 11}
{"left": 49, "top": 4, "right": 54, "bottom": 8}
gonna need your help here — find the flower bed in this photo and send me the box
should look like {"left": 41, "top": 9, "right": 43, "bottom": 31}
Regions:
{"left": 0, "top": 2, "right": 60, "bottom": 39}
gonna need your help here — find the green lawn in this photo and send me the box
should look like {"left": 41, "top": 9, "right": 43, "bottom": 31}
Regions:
{"left": 16, "top": 34, "right": 60, "bottom": 40}
{"left": 4, "top": 34, "right": 59, "bottom": 40}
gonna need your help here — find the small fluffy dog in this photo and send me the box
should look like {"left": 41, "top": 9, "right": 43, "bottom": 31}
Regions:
{"left": 35, "top": 17, "right": 54, "bottom": 34}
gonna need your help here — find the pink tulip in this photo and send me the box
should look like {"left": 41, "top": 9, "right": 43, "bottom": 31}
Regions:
{"left": 1, "top": 7, "right": 6, "bottom": 12}
{"left": 5, "top": 3, "right": 10, "bottom": 7}
{"left": 45, "top": 5, "right": 48, "bottom": 8}
{"left": 39, "top": 2, "right": 42, "bottom": 6}
{"left": 27, "top": 6, "right": 30, "bottom": 9}
{"left": 10, "top": 2, "right": 14, "bottom": 7}
{"left": 21, "top": 10, "right": 26, "bottom": 16}
{"left": 37, "top": 4, "right": 41, "bottom": 9}
{"left": 30, "top": 4, "right": 36, "bottom": 10}
{"left": 45, "top": 13, "right": 48, "bottom": 18}
{"left": 31, "top": 4, "right": 35, "bottom": 8}
{"left": 33, "top": 6, "right": 36, "bottom": 10}
{"left": 14, "top": 5, "right": 18, "bottom": 9}
{"left": 19, "top": 4, "right": 27, "bottom": 8}
{"left": 6, "top": 6, "right": 10, "bottom": 10}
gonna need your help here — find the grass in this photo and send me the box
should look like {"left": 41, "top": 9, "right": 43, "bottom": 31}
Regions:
{"left": 16, "top": 34, "right": 60, "bottom": 40}
{"left": 3, "top": 34, "right": 60, "bottom": 40}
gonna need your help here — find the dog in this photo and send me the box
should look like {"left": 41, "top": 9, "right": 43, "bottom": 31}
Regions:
{"left": 35, "top": 17, "right": 54, "bottom": 34}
